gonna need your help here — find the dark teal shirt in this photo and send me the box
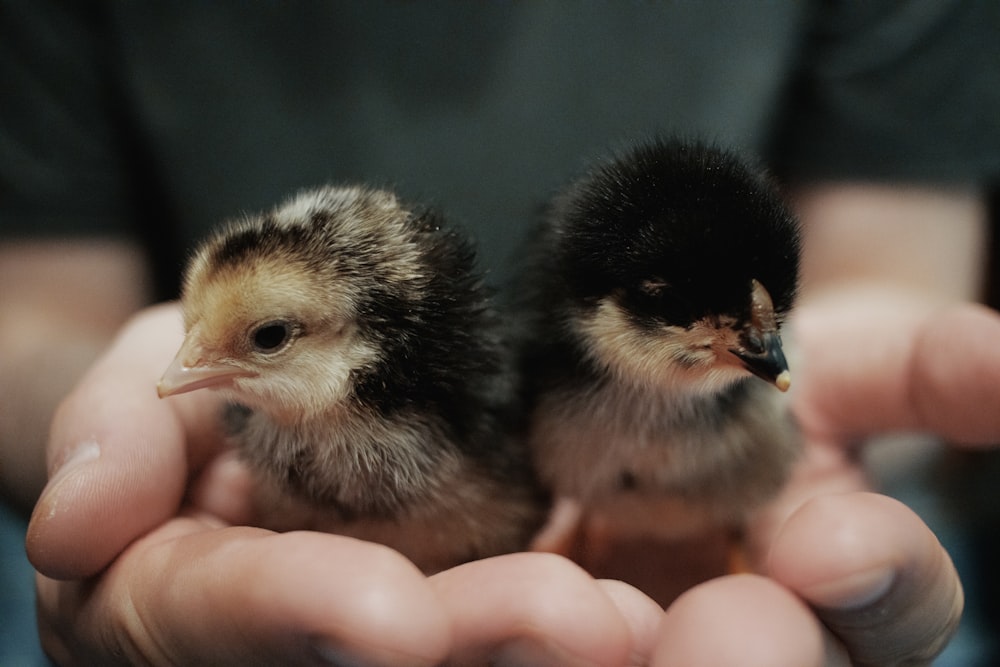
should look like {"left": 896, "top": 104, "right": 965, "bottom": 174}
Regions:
{"left": 2, "top": 0, "right": 999, "bottom": 295}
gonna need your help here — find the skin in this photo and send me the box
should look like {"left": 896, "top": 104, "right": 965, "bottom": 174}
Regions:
{"left": 794, "top": 184, "right": 989, "bottom": 302}
{"left": 26, "top": 293, "right": 996, "bottom": 666}
{"left": 6, "top": 185, "right": 997, "bottom": 665}
{"left": 0, "top": 239, "right": 151, "bottom": 514}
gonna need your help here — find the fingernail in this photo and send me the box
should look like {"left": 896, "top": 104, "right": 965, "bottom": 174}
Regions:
{"left": 801, "top": 565, "right": 895, "bottom": 609}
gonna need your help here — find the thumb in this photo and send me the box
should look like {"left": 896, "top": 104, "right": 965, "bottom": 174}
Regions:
{"left": 769, "top": 492, "right": 962, "bottom": 666}
{"left": 26, "top": 304, "right": 218, "bottom": 579}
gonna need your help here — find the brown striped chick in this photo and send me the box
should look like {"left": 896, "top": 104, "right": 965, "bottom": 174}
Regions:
{"left": 158, "top": 185, "right": 546, "bottom": 573}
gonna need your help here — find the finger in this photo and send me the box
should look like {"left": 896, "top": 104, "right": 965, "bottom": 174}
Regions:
{"left": 431, "top": 552, "right": 634, "bottom": 666}
{"left": 651, "top": 574, "right": 847, "bottom": 667}
{"left": 744, "top": 439, "right": 870, "bottom": 570}
{"left": 910, "top": 303, "right": 1000, "bottom": 444}
{"left": 790, "top": 286, "right": 935, "bottom": 442}
{"left": 596, "top": 579, "right": 665, "bottom": 663}
{"left": 186, "top": 449, "right": 259, "bottom": 525}
{"left": 27, "top": 304, "right": 223, "bottom": 579}
{"left": 36, "top": 522, "right": 451, "bottom": 666}
{"left": 769, "top": 492, "right": 962, "bottom": 666}
{"left": 792, "top": 290, "right": 1000, "bottom": 446}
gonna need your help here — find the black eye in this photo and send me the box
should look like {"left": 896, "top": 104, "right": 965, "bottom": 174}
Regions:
{"left": 627, "top": 280, "right": 699, "bottom": 328}
{"left": 639, "top": 278, "right": 669, "bottom": 296}
{"left": 251, "top": 321, "right": 293, "bottom": 353}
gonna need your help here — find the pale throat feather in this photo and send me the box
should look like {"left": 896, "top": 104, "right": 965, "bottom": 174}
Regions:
{"left": 576, "top": 298, "right": 749, "bottom": 395}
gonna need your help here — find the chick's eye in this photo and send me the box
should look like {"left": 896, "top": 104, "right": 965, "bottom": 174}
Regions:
{"left": 639, "top": 278, "right": 669, "bottom": 296}
{"left": 251, "top": 321, "right": 293, "bottom": 353}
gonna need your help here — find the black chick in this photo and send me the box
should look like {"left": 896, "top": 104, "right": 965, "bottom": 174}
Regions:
{"left": 520, "top": 138, "right": 801, "bottom": 544}
{"left": 158, "top": 185, "right": 546, "bottom": 573}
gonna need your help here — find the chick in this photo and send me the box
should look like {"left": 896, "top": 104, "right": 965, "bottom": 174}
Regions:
{"left": 520, "top": 138, "right": 801, "bottom": 545}
{"left": 158, "top": 185, "right": 546, "bottom": 573}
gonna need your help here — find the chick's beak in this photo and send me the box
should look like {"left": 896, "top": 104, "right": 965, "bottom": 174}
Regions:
{"left": 157, "top": 335, "right": 255, "bottom": 398}
{"left": 731, "top": 331, "right": 791, "bottom": 392}
{"left": 728, "top": 278, "right": 791, "bottom": 392}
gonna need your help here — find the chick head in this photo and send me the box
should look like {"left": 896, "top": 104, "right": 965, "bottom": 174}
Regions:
{"left": 158, "top": 186, "right": 425, "bottom": 423}
{"left": 550, "top": 139, "right": 800, "bottom": 393}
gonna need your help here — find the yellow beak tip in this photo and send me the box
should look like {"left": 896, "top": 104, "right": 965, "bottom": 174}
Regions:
{"left": 774, "top": 370, "right": 791, "bottom": 393}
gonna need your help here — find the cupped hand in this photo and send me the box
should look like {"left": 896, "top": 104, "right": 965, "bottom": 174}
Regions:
{"left": 27, "top": 304, "right": 653, "bottom": 666}
{"left": 26, "top": 289, "right": 1000, "bottom": 665}
{"left": 755, "top": 287, "right": 997, "bottom": 665}
{"left": 568, "top": 287, "right": 998, "bottom": 666}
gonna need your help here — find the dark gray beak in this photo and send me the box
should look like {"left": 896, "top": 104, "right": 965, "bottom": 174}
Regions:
{"left": 732, "top": 331, "right": 790, "bottom": 391}
{"left": 730, "top": 279, "right": 791, "bottom": 391}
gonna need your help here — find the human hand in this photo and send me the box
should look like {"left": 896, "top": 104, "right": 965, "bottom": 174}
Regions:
{"left": 753, "top": 286, "right": 996, "bottom": 665}
{"left": 27, "top": 290, "right": 999, "bottom": 665}
{"left": 614, "top": 286, "right": 995, "bottom": 665}
{"left": 26, "top": 303, "right": 660, "bottom": 666}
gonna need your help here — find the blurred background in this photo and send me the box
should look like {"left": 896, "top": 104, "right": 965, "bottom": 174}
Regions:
{"left": 2, "top": 2, "right": 998, "bottom": 664}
